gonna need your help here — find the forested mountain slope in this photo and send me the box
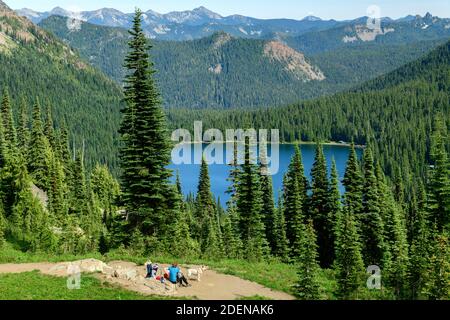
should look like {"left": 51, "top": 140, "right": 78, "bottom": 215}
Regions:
{"left": 39, "top": 16, "right": 329, "bottom": 109}
{"left": 39, "top": 15, "right": 446, "bottom": 109}
{"left": 168, "top": 41, "right": 450, "bottom": 185}
{"left": 285, "top": 13, "right": 450, "bottom": 54}
{"left": 0, "top": 1, "right": 123, "bottom": 170}
{"left": 356, "top": 39, "right": 450, "bottom": 92}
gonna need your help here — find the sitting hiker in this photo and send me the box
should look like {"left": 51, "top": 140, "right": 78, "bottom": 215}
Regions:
{"left": 168, "top": 263, "right": 179, "bottom": 285}
{"left": 145, "top": 260, "right": 153, "bottom": 278}
{"left": 152, "top": 263, "right": 159, "bottom": 278}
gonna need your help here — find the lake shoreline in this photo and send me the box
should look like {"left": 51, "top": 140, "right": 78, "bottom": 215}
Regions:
{"left": 173, "top": 141, "right": 365, "bottom": 148}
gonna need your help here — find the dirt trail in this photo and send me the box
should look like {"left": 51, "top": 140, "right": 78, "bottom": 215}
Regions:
{"left": 0, "top": 261, "right": 295, "bottom": 300}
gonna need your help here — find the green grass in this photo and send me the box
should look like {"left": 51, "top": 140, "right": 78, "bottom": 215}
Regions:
{"left": 0, "top": 242, "right": 104, "bottom": 264}
{"left": 0, "top": 244, "right": 392, "bottom": 300}
{"left": 236, "top": 295, "right": 273, "bottom": 300}
{"left": 0, "top": 271, "right": 180, "bottom": 300}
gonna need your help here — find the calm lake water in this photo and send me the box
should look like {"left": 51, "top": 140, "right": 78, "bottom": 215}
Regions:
{"left": 169, "top": 143, "right": 362, "bottom": 206}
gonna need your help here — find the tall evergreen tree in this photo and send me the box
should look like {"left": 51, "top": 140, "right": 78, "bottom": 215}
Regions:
{"left": 424, "top": 234, "right": 450, "bottom": 300}
{"left": 47, "top": 154, "right": 67, "bottom": 221}
{"left": 310, "top": 143, "right": 334, "bottom": 267}
{"left": 224, "top": 139, "right": 243, "bottom": 258}
{"left": 334, "top": 208, "right": 365, "bottom": 299}
{"left": 17, "top": 98, "right": 30, "bottom": 156}
{"left": 1, "top": 88, "right": 17, "bottom": 146}
{"left": 342, "top": 143, "right": 363, "bottom": 219}
{"left": 427, "top": 116, "right": 450, "bottom": 232}
{"left": 195, "top": 158, "right": 217, "bottom": 250}
{"left": 327, "top": 159, "right": 341, "bottom": 264}
{"left": 27, "top": 100, "right": 53, "bottom": 190}
{"left": 283, "top": 145, "right": 307, "bottom": 259}
{"left": 0, "top": 116, "right": 6, "bottom": 168}
{"left": 44, "top": 104, "right": 57, "bottom": 151}
{"left": 196, "top": 158, "right": 215, "bottom": 217}
{"left": 236, "top": 138, "right": 267, "bottom": 261}
{"left": 408, "top": 183, "right": 431, "bottom": 299}
{"left": 260, "top": 160, "right": 277, "bottom": 254}
{"left": 295, "top": 219, "right": 321, "bottom": 300}
{"left": 175, "top": 170, "right": 182, "bottom": 197}
{"left": 378, "top": 169, "right": 409, "bottom": 299}
{"left": 360, "top": 147, "right": 385, "bottom": 266}
{"left": 273, "top": 195, "right": 289, "bottom": 261}
{"left": 119, "top": 9, "right": 176, "bottom": 237}
{"left": 71, "top": 150, "right": 89, "bottom": 217}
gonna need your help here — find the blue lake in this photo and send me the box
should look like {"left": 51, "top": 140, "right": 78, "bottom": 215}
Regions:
{"left": 169, "top": 143, "right": 362, "bottom": 206}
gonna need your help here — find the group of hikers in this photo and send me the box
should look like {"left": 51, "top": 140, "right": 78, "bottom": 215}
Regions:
{"left": 145, "top": 261, "right": 191, "bottom": 287}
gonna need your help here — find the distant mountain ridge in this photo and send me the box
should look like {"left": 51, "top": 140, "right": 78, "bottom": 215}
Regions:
{"left": 15, "top": 5, "right": 439, "bottom": 41}
{"left": 15, "top": 6, "right": 450, "bottom": 42}
{"left": 16, "top": 6, "right": 342, "bottom": 40}
{"left": 39, "top": 15, "right": 445, "bottom": 109}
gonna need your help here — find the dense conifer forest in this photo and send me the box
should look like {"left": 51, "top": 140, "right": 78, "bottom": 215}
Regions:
{"left": 0, "top": 4, "right": 124, "bottom": 171}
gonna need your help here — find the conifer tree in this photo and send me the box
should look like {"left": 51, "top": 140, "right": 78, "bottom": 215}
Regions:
{"left": 1, "top": 88, "right": 17, "bottom": 146}
{"left": 8, "top": 157, "right": 55, "bottom": 252}
{"left": 224, "top": 139, "right": 243, "bottom": 258}
{"left": 273, "top": 196, "right": 289, "bottom": 261}
{"left": 171, "top": 208, "right": 199, "bottom": 259}
{"left": 236, "top": 138, "right": 267, "bottom": 261}
{"left": 295, "top": 219, "right": 321, "bottom": 300}
{"left": 361, "top": 148, "right": 385, "bottom": 266}
{"left": 427, "top": 117, "right": 450, "bottom": 232}
{"left": 90, "top": 164, "right": 121, "bottom": 226}
{"left": 0, "top": 117, "right": 6, "bottom": 168}
{"left": 196, "top": 158, "right": 215, "bottom": 215}
{"left": 202, "top": 217, "right": 222, "bottom": 260}
{"left": 424, "top": 234, "right": 449, "bottom": 300}
{"left": 342, "top": 143, "right": 363, "bottom": 219}
{"left": 260, "top": 160, "right": 277, "bottom": 254}
{"left": 71, "top": 150, "right": 89, "bottom": 217}
{"left": 57, "top": 121, "right": 72, "bottom": 166}
{"left": 334, "top": 207, "right": 365, "bottom": 299}
{"left": 378, "top": 170, "right": 409, "bottom": 299}
{"left": 327, "top": 159, "right": 341, "bottom": 263}
{"left": 175, "top": 170, "right": 182, "bottom": 197}
{"left": 408, "top": 183, "right": 431, "bottom": 299}
{"left": 47, "top": 154, "right": 67, "bottom": 221}
{"left": 0, "top": 202, "right": 5, "bottom": 247}
{"left": 310, "top": 143, "right": 334, "bottom": 267}
{"left": 17, "top": 98, "right": 30, "bottom": 156}
{"left": 283, "top": 145, "right": 308, "bottom": 259}
{"left": 44, "top": 104, "right": 57, "bottom": 151}
{"left": 27, "top": 100, "right": 53, "bottom": 190}
{"left": 225, "top": 206, "right": 243, "bottom": 259}
{"left": 195, "top": 157, "right": 216, "bottom": 244}
{"left": 119, "top": 8, "right": 176, "bottom": 237}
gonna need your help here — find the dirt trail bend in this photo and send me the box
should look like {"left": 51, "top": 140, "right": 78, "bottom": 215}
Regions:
{"left": 0, "top": 261, "right": 295, "bottom": 300}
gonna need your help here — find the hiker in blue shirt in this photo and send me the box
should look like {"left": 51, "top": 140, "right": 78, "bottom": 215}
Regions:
{"left": 168, "top": 263, "right": 191, "bottom": 287}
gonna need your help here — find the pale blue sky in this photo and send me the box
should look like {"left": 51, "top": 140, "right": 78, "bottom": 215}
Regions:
{"left": 6, "top": 0, "right": 450, "bottom": 20}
